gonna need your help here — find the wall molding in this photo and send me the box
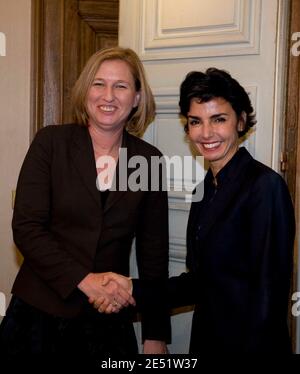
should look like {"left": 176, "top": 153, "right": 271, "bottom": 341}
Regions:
{"left": 154, "top": 87, "right": 180, "bottom": 114}
{"left": 169, "top": 237, "right": 187, "bottom": 263}
{"left": 137, "top": 0, "right": 262, "bottom": 61}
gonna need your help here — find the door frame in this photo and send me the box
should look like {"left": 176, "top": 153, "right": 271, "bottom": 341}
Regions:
{"left": 284, "top": 0, "right": 300, "bottom": 353}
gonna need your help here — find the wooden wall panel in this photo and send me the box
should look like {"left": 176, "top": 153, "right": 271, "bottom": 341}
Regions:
{"left": 32, "top": 0, "right": 119, "bottom": 131}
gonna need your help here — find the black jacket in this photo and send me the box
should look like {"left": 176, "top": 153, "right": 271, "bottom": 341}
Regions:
{"left": 168, "top": 147, "right": 295, "bottom": 353}
{"left": 12, "top": 124, "right": 170, "bottom": 342}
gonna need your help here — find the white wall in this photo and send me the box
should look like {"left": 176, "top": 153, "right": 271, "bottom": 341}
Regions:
{"left": 0, "top": 0, "right": 31, "bottom": 318}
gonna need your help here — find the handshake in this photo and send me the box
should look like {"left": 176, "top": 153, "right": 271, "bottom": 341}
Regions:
{"left": 78, "top": 272, "right": 135, "bottom": 314}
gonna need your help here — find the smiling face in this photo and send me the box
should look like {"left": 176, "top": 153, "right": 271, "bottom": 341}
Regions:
{"left": 86, "top": 59, "right": 140, "bottom": 132}
{"left": 187, "top": 97, "right": 245, "bottom": 176}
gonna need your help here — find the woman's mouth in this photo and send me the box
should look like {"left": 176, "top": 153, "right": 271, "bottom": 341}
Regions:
{"left": 99, "top": 105, "right": 116, "bottom": 113}
{"left": 202, "top": 142, "right": 222, "bottom": 149}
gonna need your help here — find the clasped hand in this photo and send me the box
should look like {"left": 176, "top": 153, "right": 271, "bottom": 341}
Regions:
{"left": 78, "top": 272, "right": 135, "bottom": 313}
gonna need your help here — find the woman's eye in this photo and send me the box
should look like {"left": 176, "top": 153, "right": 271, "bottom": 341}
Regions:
{"left": 93, "top": 81, "right": 104, "bottom": 87}
{"left": 187, "top": 118, "right": 200, "bottom": 126}
{"left": 115, "top": 84, "right": 127, "bottom": 89}
{"left": 188, "top": 119, "right": 200, "bottom": 126}
{"left": 214, "top": 117, "right": 226, "bottom": 123}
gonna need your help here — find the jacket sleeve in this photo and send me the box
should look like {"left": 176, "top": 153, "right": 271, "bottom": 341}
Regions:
{"left": 167, "top": 272, "right": 197, "bottom": 309}
{"left": 244, "top": 171, "right": 295, "bottom": 352}
{"left": 134, "top": 158, "right": 171, "bottom": 342}
{"left": 165, "top": 198, "right": 200, "bottom": 309}
{"left": 12, "top": 127, "right": 89, "bottom": 299}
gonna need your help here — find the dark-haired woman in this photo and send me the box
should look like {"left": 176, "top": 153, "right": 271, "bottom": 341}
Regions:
{"left": 103, "top": 68, "right": 295, "bottom": 354}
{"left": 167, "top": 68, "right": 295, "bottom": 353}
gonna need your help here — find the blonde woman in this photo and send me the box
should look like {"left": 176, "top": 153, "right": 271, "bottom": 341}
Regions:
{"left": 0, "top": 47, "right": 169, "bottom": 358}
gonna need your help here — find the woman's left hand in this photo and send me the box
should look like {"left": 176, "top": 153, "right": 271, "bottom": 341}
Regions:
{"left": 143, "top": 340, "right": 169, "bottom": 354}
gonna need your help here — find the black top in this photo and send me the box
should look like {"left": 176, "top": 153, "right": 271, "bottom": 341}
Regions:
{"left": 11, "top": 124, "right": 170, "bottom": 342}
{"left": 168, "top": 147, "right": 295, "bottom": 353}
{"left": 100, "top": 189, "right": 110, "bottom": 207}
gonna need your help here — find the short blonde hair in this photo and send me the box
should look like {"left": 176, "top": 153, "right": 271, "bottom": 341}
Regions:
{"left": 71, "top": 47, "right": 155, "bottom": 137}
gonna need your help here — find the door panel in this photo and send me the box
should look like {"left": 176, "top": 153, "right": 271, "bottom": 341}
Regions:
{"left": 32, "top": 0, "right": 119, "bottom": 131}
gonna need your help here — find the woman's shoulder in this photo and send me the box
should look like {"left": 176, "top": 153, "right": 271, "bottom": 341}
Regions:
{"left": 35, "top": 124, "right": 82, "bottom": 136}
{"left": 244, "top": 158, "right": 294, "bottom": 216}
{"left": 33, "top": 124, "right": 86, "bottom": 144}
{"left": 249, "top": 157, "right": 288, "bottom": 193}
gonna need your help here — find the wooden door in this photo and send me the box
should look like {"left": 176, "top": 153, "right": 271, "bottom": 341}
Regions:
{"left": 31, "top": 0, "right": 119, "bottom": 133}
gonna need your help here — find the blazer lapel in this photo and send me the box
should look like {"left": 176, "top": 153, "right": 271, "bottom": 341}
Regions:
{"left": 103, "top": 130, "right": 130, "bottom": 213}
{"left": 70, "top": 125, "right": 102, "bottom": 210}
{"left": 103, "top": 176, "right": 127, "bottom": 213}
{"left": 195, "top": 148, "right": 254, "bottom": 242}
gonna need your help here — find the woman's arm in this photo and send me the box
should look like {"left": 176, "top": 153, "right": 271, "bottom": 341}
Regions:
{"left": 12, "top": 127, "right": 89, "bottom": 298}
{"left": 244, "top": 171, "right": 295, "bottom": 352}
{"left": 12, "top": 127, "right": 131, "bottom": 304}
{"left": 135, "top": 186, "right": 171, "bottom": 347}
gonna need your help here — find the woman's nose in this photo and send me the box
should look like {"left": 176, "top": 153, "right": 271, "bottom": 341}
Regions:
{"left": 202, "top": 122, "right": 213, "bottom": 138}
{"left": 103, "top": 86, "right": 114, "bottom": 101}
